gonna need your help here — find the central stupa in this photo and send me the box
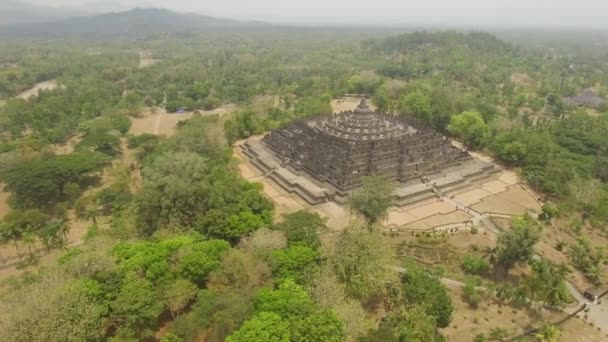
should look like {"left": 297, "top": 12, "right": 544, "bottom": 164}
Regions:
{"left": 263, "top": 99, "right": 469, "bottom": 190}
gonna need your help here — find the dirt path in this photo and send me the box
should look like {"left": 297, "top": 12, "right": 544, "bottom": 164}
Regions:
{"left": 153, "top": 113, "right": 162, "bottom": 135}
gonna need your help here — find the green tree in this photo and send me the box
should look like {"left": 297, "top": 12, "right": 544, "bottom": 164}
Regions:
{"left": 331, "top": 227, "right": 397, "bottom": 300}
{"left": 0, "top": 211, "right": 27, "bottom": 256}
{"left": 521, "top": 259, "right": 571, "bottom": 308}
{"left": 136, "top": 151, "right": 209, "bottom": 234}
{"left": 161, "top": 333, "right": 183, "bottom": 342}
{"left": 274, "top": 210, "right": 325, "bottom": 249}
{"left": 401, "top": 266, "right": 453, "bottom": 328}
{"left": 252, "top": 280, "right": 344, "bottom": 341}
{"left": 77, "top": 132, "right": 122, "bottom": 156}
{"left": 595, "top": 157, "right": 608, "bottom": 182}
{"left": 75, "top": 195, "right": 103, "bottom": 225}
{"left": 292, "top": 310, "right": 344, "bottom": 342}
{"left": 447, "top": 111, "right": 490, "bottom": 148}
{"left": 567, "top": 237, "right": 605, "bottom": 283}
{"left": 178, "top": 239, "right": 231, "bottom": 285}
{"left": 461, "top": 254, "right": 490, "bottom": 276}
{"left": 492, "top": 216, "right": 542, "bottom": 275}
{"left": 0, "top": 152, "right": 107, "bottom": 208}
{"left": 271, "top": 245, "right": 319, "bottom": 284}
{"left": 349, "top": 176, "right": 394, "bottom": 227}
{"left": 162, "top": 279, "right": 198, "bottom": 320}
{"left": 361, "top": 306, "right": 445, "bottom": 342}
{"left": 372, "top": 86, "right": 391, "bottom": 112}
{"left": 255, "top": 279, "right": 316, "bottom": 318}
{"left": 226, "top": 312, "right": 290, "bottom": 342}
{"left": 0, "top": 279, "right": 108, "bottom": 342}
{"left": 111, "top": 273, "right": 163, "bottom": 338}
{"left": 534, "top": 325, "right": 561, "bottom": 342}
{"left": 398, "top": 91, "right": 431, "bottom": 122}
{"left": 112, "top": 115, "right": 132, "bottom": 134}
{"left": 37, "top": 219, "right": 68, "bottom": 252}
{"left": 462, "top": 278, "right": 483, "bottom": 308}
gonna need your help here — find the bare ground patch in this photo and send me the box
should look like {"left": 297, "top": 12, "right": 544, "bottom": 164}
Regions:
{"left": 510, "top": 72, "right": 535, "bottom": 86}
{"left": 443, "top": 287, "right": 603, "bottom": 342}
{"left": 0, "top": 184, "right": 9, "bottom": 219}
{"left": 130, "top": 105, "right": 236, "bottom": 137}
{"left": 139, "top": 50, "right": 160, "bottom": 68}
{"left": 17, "top": 80, "right": 61, "bottom": 100}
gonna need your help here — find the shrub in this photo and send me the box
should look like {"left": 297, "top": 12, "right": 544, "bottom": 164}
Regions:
{"left": 461, "top": 254, "right": 490, "bottom": 276}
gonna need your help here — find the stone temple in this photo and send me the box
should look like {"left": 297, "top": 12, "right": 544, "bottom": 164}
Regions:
{"left": 241, "top": 99, "right": 498, "bottom": 205}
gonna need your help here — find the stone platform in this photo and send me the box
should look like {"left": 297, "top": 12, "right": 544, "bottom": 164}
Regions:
{"left": 239, "top": 136, "right": 500, "bottom": 207}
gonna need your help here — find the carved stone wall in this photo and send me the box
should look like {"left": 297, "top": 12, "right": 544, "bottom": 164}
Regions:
{"left": 263, "top": 99, "right": 470, "bottom": 191}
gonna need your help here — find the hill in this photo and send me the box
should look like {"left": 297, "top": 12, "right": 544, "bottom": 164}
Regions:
{"left": 0, "top": 0, "right": 87, "bottom": 26}
{"left": 0, "top": 7, "right": 268, "bottom": 39}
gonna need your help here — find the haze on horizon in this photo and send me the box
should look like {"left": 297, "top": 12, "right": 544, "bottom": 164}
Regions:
{"left": 23, "top": 0, "right": 608, "bottom": 29}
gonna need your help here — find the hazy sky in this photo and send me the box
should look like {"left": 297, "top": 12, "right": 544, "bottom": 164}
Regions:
{"left": 27, "top": 0, "right": 607, "bottom": 28}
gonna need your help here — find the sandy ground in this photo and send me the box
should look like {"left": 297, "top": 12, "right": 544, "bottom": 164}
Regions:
{"left": 52, "top": 135, "right": 82, "bottom": 155}
{"left": 139, "top": 50, "right": 160, "bottom": 68}
{"left": 510, "top": 72, "right": 535, "bottom": 86}
{"left": 0, "top": 184, "right": 10, "bottom": 219}
{"left": 139, "top": 58, "right": 160, "bottom": 68}
{"left": 443, "top": 287, "right": 604, "bottom": 342}
{"left": 17, "top": 80, "right": 60, "bottom": 100}
{"left": 130, "top": 105, "right": 236, "bottom": 137}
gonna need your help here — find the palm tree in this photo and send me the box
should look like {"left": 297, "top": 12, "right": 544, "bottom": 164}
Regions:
{"left": 0, "top": 220, "right": 23, "bottom": 257}
{"left": 534, "top": 324, "right": 561, "bottom": 342}
{"left": 75, "top": 196, "right": 102, "bottom": 225}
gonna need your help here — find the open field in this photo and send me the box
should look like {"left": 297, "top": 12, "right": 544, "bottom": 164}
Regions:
{"left": 17, "top": 80, "right": 60, "bottom": 100}
{"left": 129, "top": 105, "right": 236, "bottom": 136}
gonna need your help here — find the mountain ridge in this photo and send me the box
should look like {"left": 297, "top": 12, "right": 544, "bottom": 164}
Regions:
{"left": 0, "top": 7, "right": 271, "bottom": 39}
{"left": 0, "top": 0, "right": 89, "bottom": 26}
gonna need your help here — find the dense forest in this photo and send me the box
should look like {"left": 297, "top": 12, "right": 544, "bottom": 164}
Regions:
{"left": 0, "top": 9, "right": 607, "bottom": 341}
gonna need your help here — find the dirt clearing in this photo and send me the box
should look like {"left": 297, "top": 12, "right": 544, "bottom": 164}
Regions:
{"left": 0, "top": 184, "right": 10, "bottom": 219}
{"left": 17, "top": 80, "right": 60, "bottom": 100}
{"left": 139, "top": 51, "right": 160, "bottom": 68}
{"left": 130, "top": 105, "right": 236, "bottom": 137}
{"left": 443, "top": 287, "right": 604, "bottom": 342}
